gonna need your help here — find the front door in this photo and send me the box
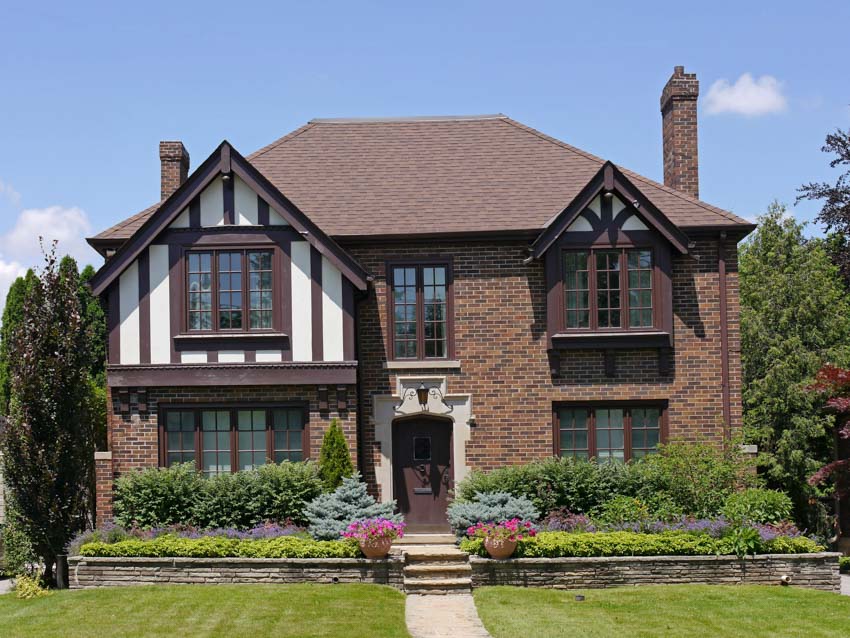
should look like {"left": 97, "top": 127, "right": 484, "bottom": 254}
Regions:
{"left": 393, "top": 418, "right": 453, "bottom": 532}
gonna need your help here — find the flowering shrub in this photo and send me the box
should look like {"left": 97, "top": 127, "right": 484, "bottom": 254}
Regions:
{"left": 541, "top": 509, "right": 596, "bottom": 533}
{"left": 342, "top": 518, "right": 406, "bottom": 542}
{"left": 466, "top": 519, "right": 537, "bottom": 542}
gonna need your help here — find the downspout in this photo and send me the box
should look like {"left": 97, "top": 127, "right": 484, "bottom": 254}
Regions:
{"left": 718, "top": 232, "right": 731, "bottom": 444}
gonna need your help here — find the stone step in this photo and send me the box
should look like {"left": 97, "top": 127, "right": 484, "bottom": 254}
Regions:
{"left": 404, "top": 577, "right": 472, "bottom": 595}
{"left": 404, "top": 547, "right": 468, "bottom": 563}
{"left": 394, "top": 534, "right": 457, "bottom": 546}
{"left": 404, "top": 563, "right": 472, "bottom": 577}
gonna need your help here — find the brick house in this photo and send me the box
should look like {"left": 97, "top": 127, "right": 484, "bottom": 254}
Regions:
{"left": 87, "top": 66, "right": 754, "bottom": 531}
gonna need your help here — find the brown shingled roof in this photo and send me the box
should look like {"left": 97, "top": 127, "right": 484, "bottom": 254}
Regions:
{"left": 91, "top": 115, "right": 750, "bottom": 243}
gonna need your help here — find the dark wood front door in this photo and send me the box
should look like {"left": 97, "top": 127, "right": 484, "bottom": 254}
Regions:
{"left": 393, "top": 418, "right": 453, "bottom": 532}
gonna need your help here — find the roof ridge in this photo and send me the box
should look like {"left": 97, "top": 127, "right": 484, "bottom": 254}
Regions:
{"left": 310, "top": 114, "right": 507, "bottom": 124}
{"left": 499, "top": 117, "right": 746, "bottom": 225}
{"left": 247, "top": 122, "right": 317, "bottom": 161}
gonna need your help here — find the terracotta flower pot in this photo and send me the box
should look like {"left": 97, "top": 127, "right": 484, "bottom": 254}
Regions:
{"left": 359, "top": 536, "right": 393, "bottom": 559}
{"left": 484, "top": 537, "right": 517, "bottom": 559}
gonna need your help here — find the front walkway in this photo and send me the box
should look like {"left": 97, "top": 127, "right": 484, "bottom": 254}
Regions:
{"left": 406, "top": 594, "right": 491, "bottom": 638}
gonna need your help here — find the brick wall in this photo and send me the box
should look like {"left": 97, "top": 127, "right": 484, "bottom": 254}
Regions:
{"left": 349, "top": 237, "right": 742, "bottom": 498}
{"left": 97, "top": 384, "right": 357, "bottom": 524}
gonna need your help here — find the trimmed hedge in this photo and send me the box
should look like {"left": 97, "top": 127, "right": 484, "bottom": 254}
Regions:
{"left": 839, "top": 556, "right": 849, "bottom": 573}
{"left": 79, "top": 535, "right": 361, "bottom": 559}
{"left": 459, "top": 531, "right": 824, "bottom": 559}
{"left": 114, "top": 461, "right": 324, "bottom": 529}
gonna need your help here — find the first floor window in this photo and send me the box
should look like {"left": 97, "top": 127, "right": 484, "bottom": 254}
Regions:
{"left": 162, "top": 406, "right": 307, "bottom": 474}
{"left": 554, "top": 404, "right": 663, "bottom": 461}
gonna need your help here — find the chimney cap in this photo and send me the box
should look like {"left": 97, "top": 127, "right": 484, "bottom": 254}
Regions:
{"left": 159, "top": 140, "right": 190, "bottom": 162}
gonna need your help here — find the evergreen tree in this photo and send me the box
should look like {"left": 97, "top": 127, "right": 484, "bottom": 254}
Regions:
{"left": 0, "top": 270, "right": 36, "bottom": 415}
{"left": 305, "top": 474, "right": 400, "bottom": 540}
{"left": 741, "top": 203, "right": 850, "bottom": 529}
{"left": 318, "top": 419, "right": 354, "bottom": 489}
{"left": 1, "top": 245, "right": 95, "bottom": 584}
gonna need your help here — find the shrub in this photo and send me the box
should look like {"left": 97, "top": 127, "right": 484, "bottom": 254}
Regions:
{"left": 113, "top": 461, "right": 323, "bottom": 529}
{"left": 454, "top": 444, "right": 758, "bottom": 519}
{"left": 318, "top": 419, "right": 354, "bottom": 490}
{"left": 14, "top": 573, "right": 50, "bottom": 599}
{"left": 113, "top": 463, "right": 204, "bottom": 528}
{"left": 0, "top": 514, "right": 36, "bottom": 576}
{"left": 840, "top": 556, "right": 849, "bottom": 573}
{"left": 541, "top": 509, "right": 595, "bottom": 533}
{"left": 447, "top": 492, "right": 539, "bottom": 536}
{"left": 80, "top": 535, "right": 360, "bottom": 559}
{"left": 593, "top": 496, "right": 651, "bottom": 527}
{"left": 721, "top": 488, "right": 793, "bottom": 525}
{"left": 459, "top": 530, "right": 824, "bottom": 559}
{"left": 305, "top": 474, "right": 400, "bottom": 540}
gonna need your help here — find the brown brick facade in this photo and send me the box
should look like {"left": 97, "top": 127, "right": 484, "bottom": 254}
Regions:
{"left": 96, "top": 384, "right": 357, "bottom": 524}
{"left": 349, "top": 237, "right": 742, "bottom": 498}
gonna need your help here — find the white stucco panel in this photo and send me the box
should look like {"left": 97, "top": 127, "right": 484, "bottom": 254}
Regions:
{"left": 321, "top": 256, "right": 344, "bottom": 361}
{"left": 290, "top": 241, "right": 312, "bottom": 361}
{"left": 234, "top": 175, "right": 258, "bottom": 225}
{"left": 148, "top": 245, "right": 171, "bottom": 364}
{"left": 200, "top": 179, "right": 225, "bottom": 227}
{"left": 118, "top": 261, "right": 140, "bottom": 365}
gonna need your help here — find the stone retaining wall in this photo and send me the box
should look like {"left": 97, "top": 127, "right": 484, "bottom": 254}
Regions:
{"left": 469, "top": 553, "right": 841, "bottom": 592}
{"left": 68, "top": 556, "right": 405, "bottom": 590}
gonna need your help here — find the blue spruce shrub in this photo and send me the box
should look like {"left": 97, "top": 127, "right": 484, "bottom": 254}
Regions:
{"left": 447, "top": 492, "right": 539, "bottom": 536}
{"left": 305, "top": 474, "right": 401, "bottom": 540}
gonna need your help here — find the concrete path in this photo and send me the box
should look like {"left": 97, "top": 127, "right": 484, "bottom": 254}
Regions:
{"left": 406, "top": 594, "right": 491, "bottom": 638}
{"left": 842, "top": 574, "right": 849, "bottom": 596}
{"left": 0, "top": 579, "right": 13, "bottom": 595}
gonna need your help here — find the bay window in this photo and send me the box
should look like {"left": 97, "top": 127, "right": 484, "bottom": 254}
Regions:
{"left": 187, "top": 249, "right": 274, "bottom": 332}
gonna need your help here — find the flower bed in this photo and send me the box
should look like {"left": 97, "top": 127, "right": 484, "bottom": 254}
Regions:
{"left": 459, "top": 530, "right": 823, "bottom": 559}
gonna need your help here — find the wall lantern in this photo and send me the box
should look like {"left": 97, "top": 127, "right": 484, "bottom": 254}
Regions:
{"left": 393, "top": 383, "right": 454, "bottom": 414}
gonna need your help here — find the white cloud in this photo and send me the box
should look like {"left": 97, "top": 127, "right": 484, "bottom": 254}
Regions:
{"left": 0, "top": 180, "right": 21, "bottom": 207}
{"left": 0, "top": 183, "right": 97, "bottom": 318}
{"left": 704, "top": 73, "right": 787, "bottom": 116}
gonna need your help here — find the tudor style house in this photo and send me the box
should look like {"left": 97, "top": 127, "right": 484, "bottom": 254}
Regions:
{"left": 88, "top": 67, "right": 754, "bottom": 531}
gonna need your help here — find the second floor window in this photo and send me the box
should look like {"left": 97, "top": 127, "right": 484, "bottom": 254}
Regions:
{"left": 563, "top": 248, "right": 654, "bottom": 331}
{"left": 187, "top": 250, "right": 274, "bottom": 332}
{"left": 389, "top": 263, "right": 451, "bottom": 359}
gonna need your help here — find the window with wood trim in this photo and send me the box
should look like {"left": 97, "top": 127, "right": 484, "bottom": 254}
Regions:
{"left": 186, "top": 249, "right": 275, "bottom": 333}
{"left": 161, "top": 406, "right": 307, "bottom": 474}
{"left": 388, "top": 262, "right": 452, "bottom": 360}
{"left": 562, "top": 248, "right": 654, "bottom": 331}
{"left": 554, "top": 404, "right": 663, "bottom": 461}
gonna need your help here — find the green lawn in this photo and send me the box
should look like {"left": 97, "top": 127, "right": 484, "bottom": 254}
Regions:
{"left": 474, "top": 585, "right": 850, "bottom": 638}
{"left": 0, "top": 584, "right": 410, "bottom": 638}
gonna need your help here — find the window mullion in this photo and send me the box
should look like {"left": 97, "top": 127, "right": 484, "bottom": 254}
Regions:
{"left": 416, "top": 266, "right": 425, "bottom": 359}
{"left": 588, "top": 408, "right": 596, "bottom": 458}
{"left": 588, "top": 251, "right": 597, "bottom": 331}
{"left": 620, "top": 250, "right": 628, "bottom": 331}
{"left": 625, "top": 408, "right": 632, "bottom": 462}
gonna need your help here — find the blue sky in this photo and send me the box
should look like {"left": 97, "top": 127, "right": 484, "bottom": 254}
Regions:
{"left": 0, "top": 0, "right": 847, "bottom": 299}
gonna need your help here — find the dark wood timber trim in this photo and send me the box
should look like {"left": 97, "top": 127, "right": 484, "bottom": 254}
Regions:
{"left": 280, "top": 238, "right": 293, "bottom": 361}
{"left": 159, "top": 227, "right": 302, "bottom": 245}
{"left": 223, "top": 176, "right": 235, "bottom": 225}
{"left": 342, "top": 279, "right": 355, "bottom": 361}
{"left": 173, "top": 333, "right": 289, "bottom": 351}
{"left": 310, "top": 246, "right": 323, "bottom": 361}
{"left": 107, "top": 362, "right": 358, "bottom": 387}
{"left": 189, "top": 197, "right": 201, "bottom": 228}
{"left": 718, "top": 232, "right": 731, "bottom": 442}
{"left": 168, "top": 244, "right": 182, "bottom": 363}
{"left": 258, "top": 196, "right": 270, "bottom": 226}
{"left": 552, "top": 401, "right": 669, "bottom": 460}
{"left": 88, "top": 141, "right": 369, "bottom": 296}
{"left": 532, "top": 162, "right": 690, "bottom": 258}
{"left": 551, "top": 331, "right": 671, "bottom": 350}
{"left": 207, "top": 351, "right": 219, "bottom": 363}
{"left": 107, "top": 282, "right": 120, "bottom": 364}
{"left": 138, "top": 248, "right": 151, "bottom": 364}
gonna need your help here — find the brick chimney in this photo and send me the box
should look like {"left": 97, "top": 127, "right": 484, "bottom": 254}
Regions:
{"left": 159, "top": 141, "right": 190, "bottom": 201}
{"left": 660, "top": 66, "right": 699, "bottom": 199}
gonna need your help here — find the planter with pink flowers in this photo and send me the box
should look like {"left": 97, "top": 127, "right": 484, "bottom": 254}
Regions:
{"left": 466, "top": 519, "right": 537, "bottom": 559}
{"left": 343, "top": 518, "right": 406, "bottom": 559}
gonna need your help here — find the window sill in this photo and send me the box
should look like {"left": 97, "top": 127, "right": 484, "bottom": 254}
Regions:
{"left": 384, "top": 360, "right": 461, "bottom": 370}
{"left": 551, "top": 331, "right": 670, "bottom": 350}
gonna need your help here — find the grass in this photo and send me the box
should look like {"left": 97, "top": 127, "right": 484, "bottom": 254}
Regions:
{"left": 0, "top": 584, "right": 410, "bottom": 638}
{"left": 474, "top": 585, "right": 850, "bottom": 638}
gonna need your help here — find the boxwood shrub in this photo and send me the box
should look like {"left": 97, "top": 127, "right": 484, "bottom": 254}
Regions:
{"left": 459, "top": 530, "right": 823, "bottom": 558}
{"left": 80, "top": 535, "right": 361, "bottom": 559}
{"left": 113, "top": 461, "right": 324, "bottom": 529}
